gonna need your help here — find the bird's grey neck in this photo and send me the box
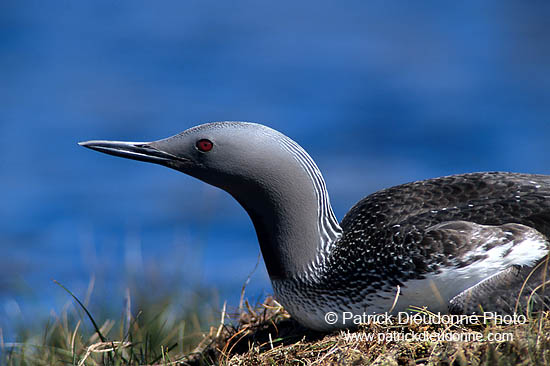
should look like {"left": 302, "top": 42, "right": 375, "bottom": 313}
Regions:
{"left": 231, "top": 136, "right": 342, "bottom": 280}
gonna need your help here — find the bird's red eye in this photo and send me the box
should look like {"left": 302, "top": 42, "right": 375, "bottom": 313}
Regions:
{"left": 196, "top": 139, "right": 213, "bottom": 152}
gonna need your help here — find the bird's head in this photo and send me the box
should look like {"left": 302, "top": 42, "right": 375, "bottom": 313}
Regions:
{"left": 79, "top": 121, "right": 314, "bottom": 208}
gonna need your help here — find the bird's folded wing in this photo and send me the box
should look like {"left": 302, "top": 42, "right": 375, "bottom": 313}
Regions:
{"left": 417, "top": 220, "right": 549, "bottom": 311}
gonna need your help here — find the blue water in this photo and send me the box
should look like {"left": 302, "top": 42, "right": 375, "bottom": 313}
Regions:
{"left": 2, "top": 1, "right": 550, "bottom": 339}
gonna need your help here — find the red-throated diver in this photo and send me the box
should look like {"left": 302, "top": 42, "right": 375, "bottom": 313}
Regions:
{"left": 80, "top": 121, "right": 550, "bottom": 331}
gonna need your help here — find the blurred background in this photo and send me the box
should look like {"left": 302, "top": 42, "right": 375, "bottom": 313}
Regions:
{"left": 1, "top": 0, "right": 549, "bottom": 340}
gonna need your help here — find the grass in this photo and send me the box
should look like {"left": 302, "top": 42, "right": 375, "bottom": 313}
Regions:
{"left": 3, "top": 284, "right": 550, "bottom": 365}
{"left": 0, "top": 278, "right": 220, "bottom": 366}
{"left": 2, "top": 259, "right": 550, "bottom": 366}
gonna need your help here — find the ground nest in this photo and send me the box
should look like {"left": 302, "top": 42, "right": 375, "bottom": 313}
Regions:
{"left": 177, "top": 297, "right": 550, "bottom": 366}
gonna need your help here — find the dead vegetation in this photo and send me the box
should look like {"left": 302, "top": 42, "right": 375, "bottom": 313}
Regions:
{"left": 179, "top": 298, "right": 550, "bottom": 366}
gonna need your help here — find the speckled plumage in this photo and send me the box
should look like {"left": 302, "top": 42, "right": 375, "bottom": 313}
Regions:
{"left": 339, "top": 172, "right": 550, "bottom": 282}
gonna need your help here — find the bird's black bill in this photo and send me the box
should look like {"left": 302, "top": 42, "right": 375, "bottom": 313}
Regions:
{"left": 78, "top": 140, "right": 187, "bottom": 165}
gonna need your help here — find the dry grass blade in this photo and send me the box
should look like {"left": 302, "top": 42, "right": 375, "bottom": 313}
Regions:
{"left": 77, "top": 341, "right": 132, "bottom": 366}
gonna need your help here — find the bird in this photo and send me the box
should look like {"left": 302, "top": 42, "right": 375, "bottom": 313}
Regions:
{"left": 80, "top": 121, "right": 550, "bottom": 331}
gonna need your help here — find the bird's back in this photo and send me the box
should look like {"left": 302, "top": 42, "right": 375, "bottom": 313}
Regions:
{"left": 341, "top": 172, "right": 550, "bottom": 238}
{"left": 329, "top": 172, "right": 550, "bottom": 301}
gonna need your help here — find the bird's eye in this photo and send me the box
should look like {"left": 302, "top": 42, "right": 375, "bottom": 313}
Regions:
{"left": 196, "top": 139, "right": 213, "bottom": 152}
